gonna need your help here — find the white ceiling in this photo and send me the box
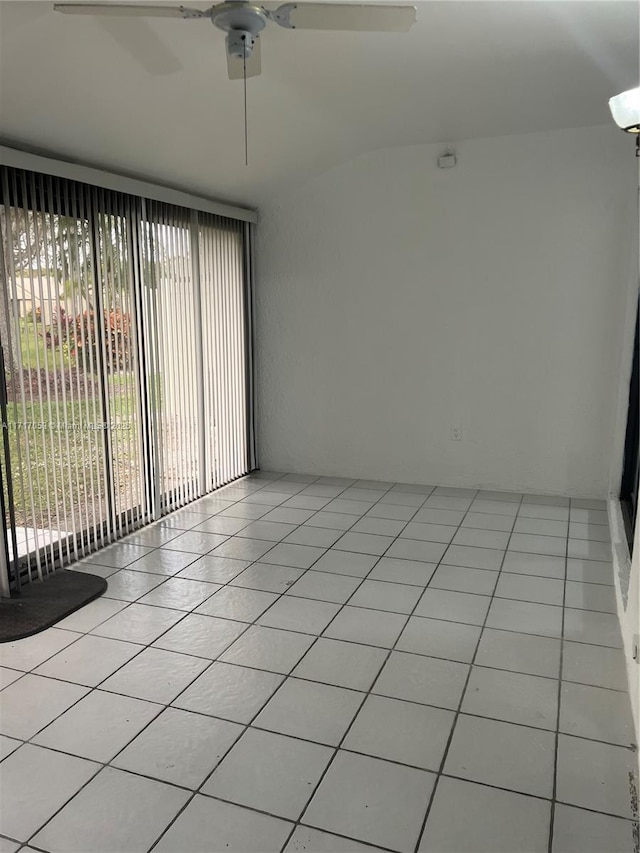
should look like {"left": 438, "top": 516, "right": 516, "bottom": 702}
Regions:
{"left": 0, "top": 0, "right": 637, "bottom": 208}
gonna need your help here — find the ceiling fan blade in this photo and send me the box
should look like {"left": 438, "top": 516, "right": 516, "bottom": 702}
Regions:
{"left": 53, "top": 4, "right": 210, "bottom": 18}
{"left": 98, "top": 17, "right": 183, "bottom": 74}
{"left": 268, "top": 2, "right": 416, "bottom": 32}
{"left": 226, "top": 34, "right": 261, "bottom": 80}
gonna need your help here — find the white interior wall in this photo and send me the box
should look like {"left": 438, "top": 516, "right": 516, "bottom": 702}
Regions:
{"left": 256, "top": 124, "right": 636, "bottom": 496}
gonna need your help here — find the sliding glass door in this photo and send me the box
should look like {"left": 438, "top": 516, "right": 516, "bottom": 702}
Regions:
{"left": 0, "top": 165, "right": 254, "bottom": 592}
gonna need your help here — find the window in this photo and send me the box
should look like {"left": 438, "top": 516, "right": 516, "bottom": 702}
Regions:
{"left": 0, "top": 166, "right": 255, "bottom": 591}
{"left": 620, "top": 298, "right": 639, "bottom": 554}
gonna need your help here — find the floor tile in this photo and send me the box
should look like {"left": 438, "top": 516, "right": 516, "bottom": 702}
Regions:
{"left": 349, "top": 516, "right": 407, "bottom": 537}
{"left": 261, "top": 542, "right": 326, "bottom": 569}
{"left": 442, "top": 544, "right": 504, "bottom": 570}
{"left": 561, "top": 641, "right": 629, "bottom": 691}
{"left": 559, "top": 682, "right": 636, "bottom": 746}
{"left": 415, "top": 589, "right": 490, "bottom": 626}
{"left": 323, "top": 606, "right": 407, "bottom": 648}
{"left": 523, "top": 495, "right": 570, "bottom": 507}
{"left": 286, "top": 570, "right": 362, "bottom": 604}
{"left": 55, "top": 597, "right": 128, "bottom": 633}
{"left": 113, "top": 707, "right": 243, "bottom": 788}
{"left": 258, "top": 596, "right": 341, "bottom": 634}
{"left": 567, "top": 539, "right": 611, "bottom": 562}
{"left": 302, "top": 484, "right": 351, "bottom": 497}
{"left": 462, "top": 666, "right": 558, "bottom": 730}
{"left": 365, "top": 502, "right": 417, "bottom": 521}
{"left": 211, "top": 536, "right": 275, "bottom": 561}
{"left": 551, "top": 804, "right": 636, "bottom": 853}
{"left": 177, "top": 555, "right": 250, "bottom": 583}
{"left": 284, "top": 826, "right": 380, "bottom": 853}
{"left": 103, "top": 569, "right": 167, "bottom": 602}
{"left": 91, "top": 603, "right": 184, "bottom": 645}
{"left": 569, "top": 508, "right": 608, "bottom": 525}
{"left": 462, "top": 511, "right": 514, "bottom": 531}
{"left": 0, "top": 666, "right": 22, "bottom": 690}
{"left": 343, "top": 694, "right": 454, "bottom": 771}
{"left": 261, "top": 507, "right": 316, "bottom": 526}
{"left": 555, "top": 734, "right": 636, "bottom": 817}
{"left": 342, "top": 487, "right": 389, "bottom": 502}
{"left": 137, "top": 577, "right": 219, "bottom": 611}
{"left": 220, "top": 625, "right": 314, "bottom": 673}
{"left": 369, "top": 556, "right": 437, "bottom": 586}
{"left": 421, "top": 776, "right": 551, "bottom": 853}
{"left": 283, "top": 494, "right": 332, "bottom": 510}
{"left": 510, "top": 533, "right": 567, "bottom": 557}
{"left": 173, "top": 661, "right": 283, "bottom": 722}
{"left": 566, "top": 558, "right": 613, "bottom": 585}
{"left": 400, "top": 522, "right": 456, "bottom": 543}
{"left": 293, "top": 638, "right": 387, "bottom": 691}
{"left": 347, "top": 579, "right": 422, "bottom": 614}
{"left": 191, "top": 515, "right": 251, "bottom": 536}
{"left": 316, "top": 476, "right": 356, "bottom": 486}
{"left": 430, "top": 564, "right": 498, "bottom": 595}
{"left": 305, "top": 511, "right": 357, "bottom": 530}
{"left": 123, "top": 525, "right": 183, "bottom": 547}
{"left": 432, "top": 487, "right": 477, "bottom": 498}
{"left": 563, "top": 608, "right": 622, "bottom": 647}
{"left": 514, "top": 517, "right": 568, "bottom": 537}
{"left": 162, "top": 530, "right": 228, "bottom": 554}
{"left": 229, "top": 562, "right": 305, "bottom": 593}
{"left": 486, "top": 599, "right": 563, "bottom": 638}
{"left": 452, "top": 527, "right": 510, "bottom": 550}
{"left": 0, "top": 674, "right": 88, "bottom": 739}
{"left": 564, "top": 581, "right": 616, "bottom": 613}
{"left": 153, "top": 795, "right": 292, "bottom": 853}
{"left": 475, "top": 628, "right": 561, "bottom": 678}
{"left": 469, "top": 499, "right": 518, "bottom": 516}
{"left": 101, "top": 645, "right": 210, "bottom": 702}
{"left": 0, "top": 628, "right": 81, "bottom": 671}
{"left": 413, "top": 507, "right": 465, "bottom": 526}
{"left": 396, "top": 615, "right": 481, "bottom": 663}
{"left": 34, "top": 634, "right": 143, "bottom": 686}
{"left": 219, "top": 501, "right": 271, "bottom": 520}
{"left": 502, "top": 552, "right": 566, "bottom": 579}
{"left": 284, "top": 526, "right": 343, "bottom": 547}
{"left": 254, "top": 677, "right": 364, "bottom": 746}
{"left": 386, "top": 538, "right": 447, "bottom": 563}
{"left": 79, "top": 543, "right": 154, "bottom": 569}
{"left": 32, "top": 689, "right": 160, "bottom": 761}
{"left": 0, "top": 734, "right": 21, "bottom": 760}
{"left": 378, "top": 490, "right": 427, "bottom": 506}
{"left": 333, "top": 531, "right": 394, "bottom": 556}
{"left": 570, "top": 499, "right": 606, "bottom": 510}
{"left": 127, "top": 549, "right": 200, "bottom": 576}
{"left": 568, "top": 522, "right": 610, "bottom": 542}
{"left": 390, "top": 482, "right": 434, "bottom": 495}
{"left": 353, "top": 479, "right": 394, "bottom": 490}
{"left": 32, "top": 766, "right": 189, "bottom": 853}
{"left": 304, "top": 750, "right": 435, "bottom": 853}
{"left": 0, "top": 744, "right": 98, "bottom": 842}
{"left": 242, "top": 491, "right": 291, "bottom": 506}
{"left": 475, "top": 490, "right": 522, "bottom": 503}
{"left": 202, "top": 728, "right": 332, "bottom": 819}
{"left": 238, "top": 520, "right": 298, "bottom": 541}
{"left": 195, "top": 586, "right": 279, "bottom": 621}
{"left": 373, "top": 651, "right": 468, "bottom": 709}
{"left": 425, "top": 495, "right": 473, "bottom": 511}
{"left": 323, "top": 499, "right": 375, "bottom": 516}
{"left": 311, "top": 550, "right": 379, "bottom": 578}
{"left": 161, "top": 510, "right": 213, "bottom": 530}
{"left": 444, "top": 714, "right": 555, "bottom": 797}
{"left": 69, "top": 561, "right": 119, "bottom": 579}
{"left": 518, "top": 504, "right": 569, "bottom": 521}
{"left": 495, "top": 573, "right": 564, "bottom": 606}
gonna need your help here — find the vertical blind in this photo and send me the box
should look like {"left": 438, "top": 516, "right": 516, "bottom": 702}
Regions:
{"left": 0, "top": 165, "right": 255, "bottom": 591}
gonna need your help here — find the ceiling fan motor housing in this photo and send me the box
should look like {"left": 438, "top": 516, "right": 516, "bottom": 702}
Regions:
{"left": 211, "top": 2, "right": 267, "bottom": 60}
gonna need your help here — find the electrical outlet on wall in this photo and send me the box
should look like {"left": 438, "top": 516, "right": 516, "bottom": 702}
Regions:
{"left": 451, "top": 425, "right": 463, "bottom": 441}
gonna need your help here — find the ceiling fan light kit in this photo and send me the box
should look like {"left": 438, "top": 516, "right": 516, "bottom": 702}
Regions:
{"left": 54, "top": 1, "right": 417, "bottom": 161}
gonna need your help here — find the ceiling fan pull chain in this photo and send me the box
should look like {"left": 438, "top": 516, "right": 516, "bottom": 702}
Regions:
{"left": 243, "top": 35, "right": 249, "bottom": 167}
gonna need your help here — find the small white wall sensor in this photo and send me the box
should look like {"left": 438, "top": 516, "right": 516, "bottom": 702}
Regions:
{"left": 438, "top": 153, "right": 457, "bottom": 169}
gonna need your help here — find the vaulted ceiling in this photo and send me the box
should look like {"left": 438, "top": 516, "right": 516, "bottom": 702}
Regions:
{"left": 0, "top": 0, "right": 637, "bottom": 207}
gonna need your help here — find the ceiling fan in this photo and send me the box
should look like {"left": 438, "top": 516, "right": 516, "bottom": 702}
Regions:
{"left": 53, "top": 2, "right": 417, "bottom": 80}
{"left": 54, "top": 1, "right": 417, "bottom": 163}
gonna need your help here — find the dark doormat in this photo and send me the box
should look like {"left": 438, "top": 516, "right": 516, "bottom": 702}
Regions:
{"left": 0, "top": 570, "right": 107, "bottom": 642}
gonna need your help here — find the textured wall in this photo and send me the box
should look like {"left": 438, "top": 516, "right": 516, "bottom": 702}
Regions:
{"left": 256, "top": 125, "right": 636, "bottom": 496}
